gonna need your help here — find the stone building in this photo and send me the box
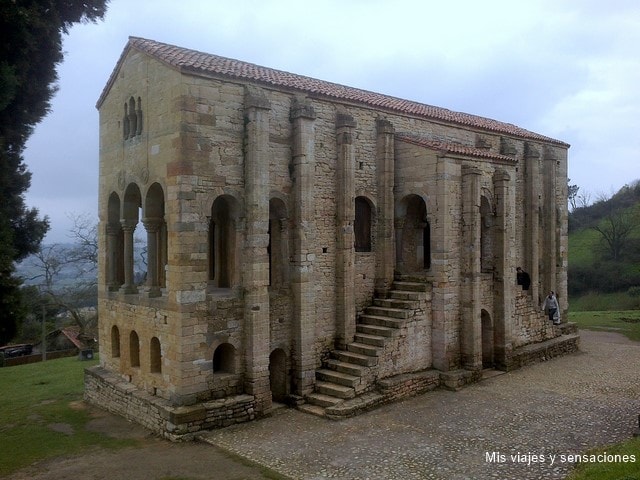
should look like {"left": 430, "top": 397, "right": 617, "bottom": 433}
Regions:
{"left": 86, "top": 37, "right": 578, "bottom": 439}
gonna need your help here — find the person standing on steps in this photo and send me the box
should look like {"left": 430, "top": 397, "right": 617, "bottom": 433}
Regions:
{"left": 516, "top": 267, "right": 531, "bottom": 291}
{"left": 542, "top": 291, "right": 560, "bottom": 325}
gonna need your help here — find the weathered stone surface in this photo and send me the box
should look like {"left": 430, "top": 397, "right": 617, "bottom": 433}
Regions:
{"left": 90, "top": 38, "right": 571, "bottom": 438}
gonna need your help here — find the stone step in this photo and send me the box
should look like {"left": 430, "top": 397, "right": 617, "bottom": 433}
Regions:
{"left": 392, "top": 281, "right": 429, "bottom": 292}
{"left": 305, "top": 392, "right": 343, "bottom": 408}
{"left": 359, "top": 314, "right": 404, "bottom": 329}
{"left": 388, "top": 290, "right": 422, "bottom": 301}
{"left": 354, "top": 332, "right": 386, "bottom": 347}
{"left": 325, "top": 359, "right": 365, "bottom": 377}
{"left": 365, "top": 306, "right": 410, "bottom": 319}
{"left": 356, "top": 323, "right": 395, "bottom": 338}
{"left": 332, "top": 349, "right": 378, "bottom": 367}
{"left": 316, "top": 368, "right": 360, "bottom": 388}
{"left": 373, "top": 298, "right": 419, "bottom": 310}
{"left": 298, "top": 403, "right": 327, "bottom": 417}
{"left": 348, "top": 341, "right": 381, "bottom": 357}
{"left": 316, "top": 380, "right": 355, "bottom": 399}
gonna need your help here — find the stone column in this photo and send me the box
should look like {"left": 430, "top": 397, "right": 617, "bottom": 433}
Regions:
{"left": 106, "top": 223, "right": 120, "bottom": 291}
{"left": 461, "top": 166, "right": 482, "bottom": 371}
{"left": 525, "top": 143, "right": 541, "bottom": 303}
{"left": 290, "top": 96, "right": 316, "bottom": 396}
{"left": 143, "top": 217, "right": 162, "bottom": 297}
{"left": 335, "top": 113, "right": 356, "bottom": 350}
{"left": 492, "top": 169, "right": 513, "bottom": 368}
{"left": 242, "top": 86, "right": 271, "bottom": 412}
{"left": 375, "top": 119, "right": 395, "bottom": 296}
{"left": 119, "top": 220, "right": 137, "bottom": 294}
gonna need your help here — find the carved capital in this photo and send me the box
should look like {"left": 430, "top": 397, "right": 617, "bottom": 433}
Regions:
{"left": 376, "top": 118, "right": 394, "bottom": 135}
{"left": 290, "top": 96, "right": 316, "bottom": 120}
{"left": 244, "top": 85, "right": 271, "bottom": 110}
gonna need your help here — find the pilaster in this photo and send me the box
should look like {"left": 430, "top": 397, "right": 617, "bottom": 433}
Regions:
{"left": 335, "top": 113, "right": 356, "bottom": 349}
{"left": 242, "top": 86, "right": 271, "bottom": 412}
{"left": 290, "top": 96, "right": 317, "bottom": 396}
{"left": 375, "top": 118, "right": 395, "bottom": 296}
{"left": 524, "top": 142, "right": 541, "bottom": 303}
{"left": 461, "top": 165, "right": 482, "bottom": 370}
{"left": 543, "top": 148, "right": 558, "bottom": 299}
{"left": 492, "top": 169, "right": 514, "bottom": 368}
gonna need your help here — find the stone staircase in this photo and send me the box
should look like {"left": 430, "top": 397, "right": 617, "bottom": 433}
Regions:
{"left": 299, "top": 280, "right": 427, "bottom": 417}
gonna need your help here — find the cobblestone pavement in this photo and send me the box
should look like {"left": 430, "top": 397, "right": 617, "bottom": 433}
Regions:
{"left": 201, "top": 330, "right": 640, "bottom": 480}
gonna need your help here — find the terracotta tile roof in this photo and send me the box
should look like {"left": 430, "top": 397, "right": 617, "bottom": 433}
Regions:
{"left": 97, "top": 37, "right": 569, "bottom": 147}
{"left": 396, "top": 135, "right": 517, "bottom": 163}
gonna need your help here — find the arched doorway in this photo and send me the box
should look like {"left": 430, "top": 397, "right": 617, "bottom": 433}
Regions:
{"left": 481, "top": 310, "right": 494, "bottom": 368}
{"left": 397, "top": 194, "right": 430, "bottom": 273}
{"left": 269, "top": 348, "right": 288, "bottom": 403}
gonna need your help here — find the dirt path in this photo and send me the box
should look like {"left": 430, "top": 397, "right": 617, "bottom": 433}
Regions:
{"left": 7, "top": 404, "right": 278, "bottom": 480}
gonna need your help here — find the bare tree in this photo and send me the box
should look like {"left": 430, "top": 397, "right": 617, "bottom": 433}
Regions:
{"left": 592, "top": 206, "right": 638, "bottom": 261}
{"left": 26, "top": 213, "right": 98, "bottom": 343}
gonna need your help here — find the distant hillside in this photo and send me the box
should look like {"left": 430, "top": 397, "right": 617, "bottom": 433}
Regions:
{"left": 568, "top": 181, "right": 640, "bottom": 299}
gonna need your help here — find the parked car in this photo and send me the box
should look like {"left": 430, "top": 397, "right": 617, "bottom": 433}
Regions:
{"left": 0, "top": 344, "right": 33, "bottom": 358}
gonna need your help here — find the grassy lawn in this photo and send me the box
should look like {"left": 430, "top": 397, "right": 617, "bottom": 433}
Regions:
{"left": 565, "top": 437, "right": 640, "bottom": 480}
{"left": 0, "top": 355, "right": 137, "bottom": 476}
{"left": 569, "top": 309, "right": 640, "bottom": 342}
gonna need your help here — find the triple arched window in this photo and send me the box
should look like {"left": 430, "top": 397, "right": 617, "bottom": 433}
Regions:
{"left": 123, "top": 96, "right": 143, "bottom": 140}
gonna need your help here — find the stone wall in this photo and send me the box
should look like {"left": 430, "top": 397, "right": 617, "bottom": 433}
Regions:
{"left": 85, "top": 365, "right": 256, "bottom": 441}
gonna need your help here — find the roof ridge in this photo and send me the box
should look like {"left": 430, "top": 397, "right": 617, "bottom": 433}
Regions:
{"left": 97, "top": 37, "right": 569, "bottom": 147}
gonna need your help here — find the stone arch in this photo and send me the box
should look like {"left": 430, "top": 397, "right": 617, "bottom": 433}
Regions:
{"left": 107, "top": 192, "right": 124, "bottom": 289}
{"left": 480, "top": 195, "right": 495, "bottom": 273}
{"left": 143, "top": 182, "right": 167, "bottom": 293}
{"left": 110, "top": 325, "right": 120, "bottom": 358}
{"left": 396, "top": 194, "right": 430, "bottom": 273}
{"left": 354, "top": 196, "right": 374, "bottom": 252}
{"left": 150, "top": 337, "right": 162, "bottom": 373}
{"left": 213, "top": 343, "right": 236, "bottom": 373}
{"left": 269, "top": 348, "right": 288, "bottom": 402}
{"left": 481, "top": 309, "right": 494, "bottom": 368}
{"left": 129, "top": 330, "right": 140, "bottom": 368}
{"left": 209, "top": 195, "right": 240, "bottom": 288}
{"left": 268, "top": 197, "right": 289, "bottom": 287}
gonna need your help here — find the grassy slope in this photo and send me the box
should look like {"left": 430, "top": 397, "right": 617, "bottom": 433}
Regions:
{"left": 569, "top": 203, "right": 640, "bottom": 311}
{"left": 0, "top": 356, "right": 136, "bottom": 476}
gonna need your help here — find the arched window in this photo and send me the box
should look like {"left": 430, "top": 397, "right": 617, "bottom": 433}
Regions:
{"left": 213, "top": 343, "right": 235, "bottom": 373}
{"left": 122, "top": 102, "right": 130, "bottom": 139}
{"left": 354, "top": 196, "right": 372, "bottom": 252}
{"left": 111, "top": 325, "right": 120, "bottom": 358}
{"left": 209, "top": 196, "right": 238, "bottom": 288}
{"left": 150, "top": 337, "right": 162, "bottom": 373}
{"left": 123, "top": 96, "right": 143, "bottom": 139}
{"left": 143, "top": 183, "right": 167, "bottom": 295}
{"left": 129, "top": 331, "right": 140, "bottom": 368}
{"left": 128, "top": 97, "right": 137, "bottom": 138}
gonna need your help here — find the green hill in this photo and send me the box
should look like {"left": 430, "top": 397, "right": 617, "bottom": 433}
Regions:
{"left": 568, "top": 181, "right": 640, "bottom": 310}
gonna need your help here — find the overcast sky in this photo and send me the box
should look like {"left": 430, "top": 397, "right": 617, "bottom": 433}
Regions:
{"left": 23, "top": 0, "right": 640, "bottom": 243}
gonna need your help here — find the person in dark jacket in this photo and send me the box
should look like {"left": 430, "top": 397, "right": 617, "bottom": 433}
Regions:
{"left": 516, "top": 267, "right": 531, "bottom": 290}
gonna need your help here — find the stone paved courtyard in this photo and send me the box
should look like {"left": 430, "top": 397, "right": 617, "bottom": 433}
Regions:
{"left": 200, "top": 330, "right": 640, "bottom": 479}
